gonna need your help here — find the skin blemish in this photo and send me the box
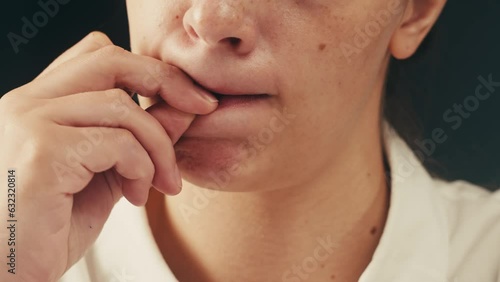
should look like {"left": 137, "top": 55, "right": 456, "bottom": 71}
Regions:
{"left": 318, "top": 43, "right": 327, "bottom": 51}
{"left": 331, "top": 274, "right": 336, "bottom": 280}
{"left": 370, "top": 226, "right": 377, "bottom": 235}
{"left": 175, "top": 15, "right": 180, "bottom": 19}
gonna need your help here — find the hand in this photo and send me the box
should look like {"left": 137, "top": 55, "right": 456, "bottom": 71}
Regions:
{"left": 0, "top": 32, "right": 217, "bottom": 282}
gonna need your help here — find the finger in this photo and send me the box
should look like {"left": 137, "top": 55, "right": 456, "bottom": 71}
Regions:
{"left": 145, "top": 100, "right": 196, "bottom": 144}
{"left": 36, "top": 31, "right": 113, "bottom": 80}
{"left": 48, "top": 89, "right": 184, "bottom": 194}
{"left": 26, "top": 46, "right": 218, "bottom": 115}
{"left": 66, "top": 126, "right": 158, "bottom": 205}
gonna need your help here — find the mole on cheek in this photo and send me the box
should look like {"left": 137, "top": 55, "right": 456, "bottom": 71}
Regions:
{"left": 318, "top": 43, "right": 327, "bottom": 51}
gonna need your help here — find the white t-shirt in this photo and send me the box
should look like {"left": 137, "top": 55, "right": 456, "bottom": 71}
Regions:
{"left": 61, "top": 125, "right": 500, "bottom": 282}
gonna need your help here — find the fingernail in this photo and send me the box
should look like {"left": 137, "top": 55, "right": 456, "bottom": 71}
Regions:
{"left": 174, "top": 164, "right": 183, "bottom": 190}
{"left": 197, "top": 89, "right": 219, "bottom": 103}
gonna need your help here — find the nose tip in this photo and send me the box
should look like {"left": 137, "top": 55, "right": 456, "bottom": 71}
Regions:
{"left": 183, "top": 2, "right": 257, "bottom": 55}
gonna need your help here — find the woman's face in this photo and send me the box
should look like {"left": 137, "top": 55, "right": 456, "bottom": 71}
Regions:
{"left": 126, "top": 0, "right": 406, "bottom": 191}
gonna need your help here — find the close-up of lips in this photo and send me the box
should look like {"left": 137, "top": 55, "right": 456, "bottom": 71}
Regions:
{"left": 0, "top": 0, "right": 499, "bottom": 282}
{"left": 192, "top": 78, "right": 272, "bottom": 110}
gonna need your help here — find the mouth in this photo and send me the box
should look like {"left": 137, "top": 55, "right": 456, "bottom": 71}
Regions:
{"left": 175, "top": 77, "right": 279, "bottom": 139}
{"left": 193, "top": 80, "right": 271, "bottom": 109}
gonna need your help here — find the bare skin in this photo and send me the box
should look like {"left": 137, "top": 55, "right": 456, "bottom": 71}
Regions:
{"left": 131, "top": 0, "right": 446, "bottom": 281}
{"left": 0, "top": 33, "right": 217, "bottom": 282}
{"left": 0, "top": 0, "right": 446, "bottom": 281}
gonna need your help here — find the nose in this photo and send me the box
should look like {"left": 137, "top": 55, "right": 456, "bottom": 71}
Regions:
{"left": 183, "top": 1, "right": 258, "bottom": 55}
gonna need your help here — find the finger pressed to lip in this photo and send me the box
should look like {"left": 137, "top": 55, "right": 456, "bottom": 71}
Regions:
{"left": 25, "top": 45, "right": 219, "bottom": 115}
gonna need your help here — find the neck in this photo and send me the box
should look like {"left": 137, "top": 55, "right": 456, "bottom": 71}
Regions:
{"left": 146, "top": 113, "right": 390, "bottom": 282}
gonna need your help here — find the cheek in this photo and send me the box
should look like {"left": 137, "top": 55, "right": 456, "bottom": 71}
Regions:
{"left": 127, "top": 1, "right": 187, "bottom": 52}
{"left": 267, "top": 5, "right": 400, "bottom": 164}
{"left": 275, "top": 3, "right": 399, "bottom": 113}
{"left": 276, "top": 1, "right": 401, "bottom": 75}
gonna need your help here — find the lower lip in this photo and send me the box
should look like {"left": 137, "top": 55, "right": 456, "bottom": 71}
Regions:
{"left": 182, "top": 94, "right": 277, "bottom": 138}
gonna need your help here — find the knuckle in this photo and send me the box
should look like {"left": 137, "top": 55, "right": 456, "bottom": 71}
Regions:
{"left": 112, "top": 128, "right": 135, "bottom": 145}
{"left": 87, "top": 31, "right": 112, "bottom": 48}
{"left": 93, "top": 45, "right": 125, "bottom": 60}
{"left": 104, "top": 88, "right": 126, "bottom": 101}
{"left": 104, "top": 88, "right": 136, "bottom": 108}
{"left": 111, "top": 130, "right": 153, "bottom": 179}
{"left": 21, "top": 133, "right": 55, "bottom": 165}
{"left": 0, "top": 91, "right": 20, "bottom": 113}
{"left": 0, "top": 102, "right": 57, "bottom": 154}
{"left": 0, "top": 91, "right": 15, "bottom": 104}
{"left": 144, "top": 64, "right": 177, "bottom": 88}
{"left": 137, "top": 158, "right": 155, "bottom": 180}
{"left": 22, "top": 132, "right": 88, "bottom": 189}
{"left": 105, "top": 88, "right": 128, "bottom": 99}
{"left": 0, "top": 94, "right": 32, "bottom": 126}
{"left": 154, "top": 63, "right": 176, "bottom": 80}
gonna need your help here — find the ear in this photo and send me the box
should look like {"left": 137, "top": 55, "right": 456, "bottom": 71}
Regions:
{"left": 389, "top": 0, "right": 447, "bottom": 59}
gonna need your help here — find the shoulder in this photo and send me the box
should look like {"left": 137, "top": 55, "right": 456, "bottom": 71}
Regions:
{"left": 435, "top": 177, "right": 499, "bottom": 209}
{"left": 433, "top": 178, "right": 500, "bottom": 229}
{"left": 380, "top": 122, "right": 500, "bottom": 281}
{"left": 432, "top": 179, "right": 500, "bottom": 281}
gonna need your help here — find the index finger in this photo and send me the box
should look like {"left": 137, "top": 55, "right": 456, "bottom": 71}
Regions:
{"left": 25, "top": 45, "right": 218, "bottom": 115}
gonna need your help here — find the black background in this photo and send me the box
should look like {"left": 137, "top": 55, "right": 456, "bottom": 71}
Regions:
{"left": 0, "top": 0, "right": 499, "bottom": 190}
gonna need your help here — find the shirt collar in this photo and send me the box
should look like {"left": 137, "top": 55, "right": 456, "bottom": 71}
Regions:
{"left": 359, "top": 122, "right": 450, "bottom": 282}
{"left": 87, "top": 122, "right": 451, "bottom": 282}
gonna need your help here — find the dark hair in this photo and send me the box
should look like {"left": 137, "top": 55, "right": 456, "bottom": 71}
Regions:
{"left": 383, "top": 27, "right": 449, "bottom": 180}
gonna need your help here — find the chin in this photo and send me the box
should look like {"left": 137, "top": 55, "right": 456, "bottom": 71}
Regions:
{"left": 174, "top": 137, "right": 263, "bottom": 192}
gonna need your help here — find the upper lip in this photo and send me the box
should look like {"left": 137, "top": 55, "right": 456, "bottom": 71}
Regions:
{"left": 193, "top": 78, "right": 265, "bottom": 96}
{"left": 183, "top": 70, "right": 271, "bottom": 96}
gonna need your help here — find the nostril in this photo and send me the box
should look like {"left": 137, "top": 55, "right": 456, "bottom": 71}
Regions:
{"left": 188, "top": 26, "right": 199, "bottom": 39}
{"left": 227, "top": 37, "right": 241, "bottom": 46}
